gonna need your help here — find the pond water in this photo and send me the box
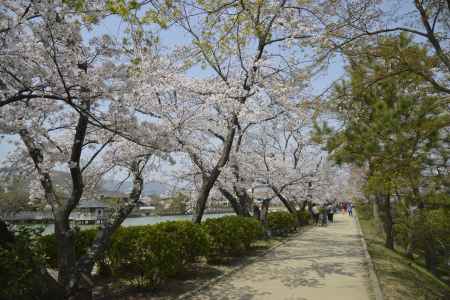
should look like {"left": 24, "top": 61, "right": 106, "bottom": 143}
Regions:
{"left": 41, "top": 213, "right": 232, "bottom": 235}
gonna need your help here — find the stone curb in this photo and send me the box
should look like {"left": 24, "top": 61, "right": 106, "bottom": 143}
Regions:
{"left": 176, "top": 226, "right": 313, "bottom": 300}
{"left": 354, "top": 213, "right": 384, "bottom": 300}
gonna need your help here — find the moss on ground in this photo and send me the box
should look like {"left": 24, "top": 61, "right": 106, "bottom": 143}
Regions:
{"left": 357, "top": 211, "right": 450, "bottom": 300}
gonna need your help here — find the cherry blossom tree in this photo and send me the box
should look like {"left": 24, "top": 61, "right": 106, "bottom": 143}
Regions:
{"left": 0, "top": 0, "right": 404, "bottom": 296}
{"left": 244, "top": 114, "right": 324, "bottom": 213}
{"left": 0, "top": 1, "right": 174, "bottom": 298}
{"left": 134, "top": 0, "right": 356, "bottom": 223}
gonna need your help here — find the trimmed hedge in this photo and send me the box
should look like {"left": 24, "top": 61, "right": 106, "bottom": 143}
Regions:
{"left": 10, "top": 214, "right": 307, "bottom": 294}
{"left": 1, "top": 226, "right": 63, "bottom": 300}
{"left": 108, "top": 221, "right": 209, "bottom": 287}
{"left": 40, "top": 221, "right": 209, "bottom": 288}
{"left": 37, "top": 214, "right": 303, "bottom": 287}
{"left": 203, "top": 216, "right": 264, "bottom": 259}
{"left": 296, "top": 210, "right": 311, "bottom": 226}
{"left": 40, "top": 228, "right": 97, "bottom": 268}
{"left": 267, "top": 211, "right": 297, "bottom": 236}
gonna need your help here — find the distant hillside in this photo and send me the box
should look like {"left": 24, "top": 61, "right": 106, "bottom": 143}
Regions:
{"left": 50, "top": 171, "right": 171, "bottom": 196}
{"left": 101, "top": 179, "right": 170, "bottom": 196}
{"left": 1, "top": 171, "right": 170, "bottom": 197}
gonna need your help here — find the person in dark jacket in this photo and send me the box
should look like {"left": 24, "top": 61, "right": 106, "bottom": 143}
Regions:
{"left": 327, "top": 203, "right": 334, "bottom": 223}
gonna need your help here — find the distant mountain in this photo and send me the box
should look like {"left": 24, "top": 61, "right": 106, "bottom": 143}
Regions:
{"left": 51, "top": 171, "right": 171, "bottom": 196}
{"left": 1, "top": 170, "right": 170, "bottom": 197}
{"left": 101, "top": 179, "right": 170, "bottom": 196}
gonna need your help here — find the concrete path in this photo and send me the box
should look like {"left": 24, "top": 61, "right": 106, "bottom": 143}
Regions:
{"left": 189, "top": 213, "right": 375, "bottom": 300}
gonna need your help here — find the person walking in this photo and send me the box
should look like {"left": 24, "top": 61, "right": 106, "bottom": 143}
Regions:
{"left": 327, "top": 203, "right": 334, "bottom": 223}
{"left": 320, "top": 205, "right": 328, "bottom": 226}
{"left": 311, "top": 204, "right": 320, "bottom": 225}
{"left": 347, "top": 202, "right": 353, "bottom": 217}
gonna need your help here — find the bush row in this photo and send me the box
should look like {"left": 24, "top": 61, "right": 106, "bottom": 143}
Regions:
{"left": 204, "top": 216, "right": 264, "bottom": 259}
{"left": 267, "top": 211, "right": 298, "bottom": 236}
{"left": 39, "top": 213, "right": 309, "bottom": 287}
{"left": 39, "top": 221, "right": 209, "bottom": 287}
{"left": 108, "top": 221, "right": 210, "bottom": 286}
{"left": 266, "top": 210, "right": 311, "bottom": 236}
{"left": 40, "top": 227, "right": 97, "bottom": 268}
{"left": 1, "top": 226, "right": 64, "bottom": 300}
{"left": 296, "top": 210, "right": 312, "bottom": 226}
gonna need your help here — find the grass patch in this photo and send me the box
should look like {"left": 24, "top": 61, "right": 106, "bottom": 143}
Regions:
{"left": 357, "top": 210, "right": 450, "bottom": 300}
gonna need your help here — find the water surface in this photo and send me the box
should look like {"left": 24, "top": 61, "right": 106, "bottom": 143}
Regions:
{"left": 42, "top": 213, "right": 232, "bottom": 235}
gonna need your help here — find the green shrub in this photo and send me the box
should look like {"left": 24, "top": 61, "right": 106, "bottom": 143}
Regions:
{"left": 154, "top": 221, "right": 209, "bottom": 263}
{"left": 267, "top": 211, "right": 297, "bottom": 236}
{"left": 296, "top": 210, "right": 311, "bottom": 226}
{"left": 37, "top": 217, "right": 264, "bottom": 288}
{"left": 107, "top": 221, "right": 209, "bottom": 288}
{"left": 107, "top": 225, "right": 145, "bottom": 276}
{"left": 39, "top": 228, "right": 98, "bottom": 268}
{"left": 133, "top": 225, "right": 185, "bottom": 286}
{"left": 355, "top": 201, "right": 372, "bottom": 220}
{"left": 1, "top": 225, "right": 63, "bottom": 300}
{"left": 203, "top": 216, "right": 264, "bottom": 259}
{"left": 410, "top": 209, "right": 450, "bottom": 269}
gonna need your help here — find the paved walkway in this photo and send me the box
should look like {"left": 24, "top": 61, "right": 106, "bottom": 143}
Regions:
{"left": 189, "top": 213, "right": 375, "bottom": 300}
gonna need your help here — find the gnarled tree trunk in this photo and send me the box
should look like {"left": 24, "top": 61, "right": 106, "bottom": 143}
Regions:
{"left": 270, "top": 185, "right": 296, "bottom": 214}
{"left": 20, "top": 105, "right": 147, "bottom": 299}
{"left": 68, "top": 162, "right": 145, "bottom": 299}
{"left": 219, "top": 187, "right": 244, "bottom": 216}
{"left": 233, "top": 185, "right": 252, "bottom": 217}
{"left": 372, "top": 195, "right": 384, "bottom": 234}
{"left": 192, "top": 126, "right": 236, "bottom": 223}
{"left": 260, "top": 199, "right": 270, "bottom": 230}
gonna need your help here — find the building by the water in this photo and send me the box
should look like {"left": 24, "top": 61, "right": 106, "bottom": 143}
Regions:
{"left": 1, "top": 199, "right": 112, "bottom": 225}
{"left": 69, "top": 199, "right": 111, "bottom": 225}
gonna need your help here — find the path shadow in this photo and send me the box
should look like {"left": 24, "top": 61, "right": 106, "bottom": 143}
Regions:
{"left": 188, "top": 217, "right": 370, "bottom": 299}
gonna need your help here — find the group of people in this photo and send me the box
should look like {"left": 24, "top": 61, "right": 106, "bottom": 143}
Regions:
{"left": 339, "top": 202, "right": 353, "bottom": 216}
{"left": 309, "top": 201, "right": 353, "bottom": 226}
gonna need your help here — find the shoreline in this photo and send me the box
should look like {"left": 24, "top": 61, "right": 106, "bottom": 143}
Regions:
{"left": 16, "top": 213, "right": 235, "bottom": 235}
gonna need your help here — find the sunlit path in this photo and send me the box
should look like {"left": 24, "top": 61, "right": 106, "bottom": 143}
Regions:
{"left": 189, "top": 213, "right": 375, "bottom": 300}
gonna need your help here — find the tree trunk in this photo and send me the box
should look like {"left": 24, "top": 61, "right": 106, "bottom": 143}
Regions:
{"left": 405, "top": 186, "right": 423, "bottom": 260}
{"left": 229, "top": 116, "right": 252, "bottom": 217}
{"left": 383, "top": 194, "right": 394, "bottom": 250}
{"left": 271, "top": 186, "right": 296, "bottom": 214}
{"left": 234, "top": 186, "right": 252, "bottom": 217}
{"left": 405, "top": 205, "right": 416, "bottom": 259}
{"left": 54, "top": 212, "right": 77, "bottom": 294}
{"left": 219, "top": 187, "right": 243, "bottom": 215}
{"left": 260, "top": 199, "right": 270, "bottom": 231}
{"left": 192, "top": 126, "right": 236, "bottom": 223}
{"left": 19, "top": 128, "right": 80, "bottom": 296}
{"left": 372, "top": 197, "right": 380, "bottom": 221}
{"left": 372, "top": 196, "right": 384, "bottom": 234}
{"left": 192, "top": 172, "right": 220, "bottom": 224}
{"left": 405, "top": 235, "right": 415, "bottom": 259}
{"left": 68, "top": 161, "right": 145, "bottom": 299}
{"left": 229, "top": 155, "right": 251, "bottom": 217}
{"left": 299, "top": 200, "right": 307, "bottom": 211}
